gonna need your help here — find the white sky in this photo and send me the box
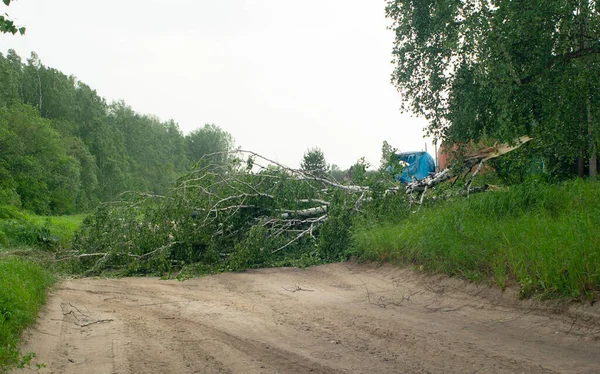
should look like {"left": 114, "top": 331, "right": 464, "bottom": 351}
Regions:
{"left": 1, "top": 0, "right": 434, "bottom": 169}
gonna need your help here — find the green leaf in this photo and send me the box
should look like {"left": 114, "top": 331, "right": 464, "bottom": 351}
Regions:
{"left": 18, "top": 26, "right": 25, "bottom": 35}
{"left": 2, "top": 0, "right": 10, "bottom": 6}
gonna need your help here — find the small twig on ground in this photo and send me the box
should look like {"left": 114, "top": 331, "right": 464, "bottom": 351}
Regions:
{"left": 60, "top": 303, "right": 89, "bottom": 320}
{"left": 62, "top": 310, "right": 79, "bottom": 320}
{"left": 69, "top": 303, "right": 89, "bottom": 317}
{"left": 357, "top": 278, "right": 413, "bottom": 308}
{"left": 282, "top": 284, "right": 314, "bottom": 293}
{"left": 423, "top": 283, "right": 446, "bottom": 294}
{"left": 567, "top": 315, "right": 579, "bottom": 334}
{"left": 139, "top": 300, "right": 191, "bottom": 307}
{"left": 79, "top": 319, "right": 114, "bottom": 327}
{"left": 424, "top": 305, "right": 464, "bottom": 313}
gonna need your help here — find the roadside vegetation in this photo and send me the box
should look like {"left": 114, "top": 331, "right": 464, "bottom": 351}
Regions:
{"left": 0, "top": 206, "right": 84, "bottom": 371}
{"left": 0, "top": 258, "right": 54, "bottom": 371}
{"left": 0, "top": 205, "right": 85, "bottom": 250}
{"left": 353, "top": 180, "right": 600, "bottom": 300}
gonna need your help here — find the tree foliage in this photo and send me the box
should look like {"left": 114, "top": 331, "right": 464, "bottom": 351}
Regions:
{"left": 185, "top": 124, "right": 234, "bottom": 166}
{"left": 0, "top": 0, "right": 25, "bottom": 35}
{"left": 348, "top": 157, "right": 370, "bottom": 184}
{"left": 0, "top": 104, "right": 80, "bottom": 214}
{"left": 301, "top": 147, "right": 328, "bottom": 178}
{"left": 0, "top": 50, "right": 234, "bottom": 213}
{"left": 387, "top": 0, "right": 600, "bottom": 177}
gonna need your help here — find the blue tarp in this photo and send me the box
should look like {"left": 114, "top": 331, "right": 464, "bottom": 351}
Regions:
{"left": 394, "top": 151, "right": 436, "bottom": 184}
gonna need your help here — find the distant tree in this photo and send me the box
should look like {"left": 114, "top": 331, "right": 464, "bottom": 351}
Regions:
{"left": 185, "top": 124, "right": 234, "bottom": 166}
{"left": 107, "top": 101, "right": 189, "bottom": 195}
{"left": 0, "top": 52, "right": 19, "bottom": 108}
{"left": 0, "top": 104, "right": 80, "bottom": 214}
{"left": 348, "top": 157, "right": 370, "bottom": 185}
{"left": 301, "top": 147, "right": 327, "bottom": 178}
{"left": 379, "top": 141, "right": 398, "bottom": 171}
{"left": 329, "top": 164, "right": 345, "bottom": 182}
{"left": 379, "top": 141, "right": 403, "bottom": 179}
{"left": 1, "top": 0, "right": 25, "bottom": 35}
{"left": 0, "top": 49, "right": 234, "bottom": 211}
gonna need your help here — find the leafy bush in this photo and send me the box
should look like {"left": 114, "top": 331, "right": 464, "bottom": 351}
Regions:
{"left": 0, "top": 206, "right": 26, "bottom": 220}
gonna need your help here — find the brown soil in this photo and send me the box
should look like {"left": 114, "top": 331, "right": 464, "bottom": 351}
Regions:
{"left": 15, "top": 263, "right": 600, "bottom": 374}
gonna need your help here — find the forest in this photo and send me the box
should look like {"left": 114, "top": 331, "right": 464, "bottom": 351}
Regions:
{"left": 0, "top": 49, "right": 234, "bottom": 215}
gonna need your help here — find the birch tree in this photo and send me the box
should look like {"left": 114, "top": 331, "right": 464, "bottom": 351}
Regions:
{"left": 387, "top": 0, "right": 600, "bottom": 177}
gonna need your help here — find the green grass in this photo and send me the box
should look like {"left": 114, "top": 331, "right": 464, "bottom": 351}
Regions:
{"left": 0, "top": 207, "right": 84, "bottom": 371}
{"left": 0, "top": 257, "right": 55, "bottom": 371}
{"left": 0, "top": 205, "right": 86, "bottom": 249}
{"left": 29, "top": 214, "right": 87, "bottom": 244}
{"left": 352, "top": 179, "right": 600, "bottom": 299}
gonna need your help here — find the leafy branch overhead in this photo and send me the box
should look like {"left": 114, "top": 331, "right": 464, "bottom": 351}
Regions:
{"left": 387, "top": 0, "right": 600, "bottom": 178}
{"left": 1, "top": 0, "right": 25, "bottom": 35}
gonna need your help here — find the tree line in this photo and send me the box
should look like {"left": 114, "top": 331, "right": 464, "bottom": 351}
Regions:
{"left": 0, "top": 50, "right": 234, "bottom": 215}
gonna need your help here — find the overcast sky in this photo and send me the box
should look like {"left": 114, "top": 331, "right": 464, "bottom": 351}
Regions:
{"left": 1, "top": 0, "right": 434, "bottom": 169}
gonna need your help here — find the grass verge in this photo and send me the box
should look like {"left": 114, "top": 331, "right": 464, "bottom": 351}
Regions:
{"left": 0, "top": 257, "right": 55, "bottom": 371}
{"left": 352, "top": 179, "right": 600, "bottom": 299}
{"left": 0, "top": 207, "right": 84, "bottom": 371}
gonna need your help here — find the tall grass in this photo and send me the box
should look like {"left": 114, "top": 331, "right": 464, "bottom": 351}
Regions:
{"left": 352, "top": 179, "right": 600, "bottom": 299}
{"left": 0, "top": 207, "right": 83, "bottom": 371}
{"left": 0, "top": 258, "right": 55, "bottom": 371}
{"left": 0, "top": 205, "right": 86, "bottom": 249}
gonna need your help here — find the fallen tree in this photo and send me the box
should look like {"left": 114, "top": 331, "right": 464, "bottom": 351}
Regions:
{"left": 405, "top": 136, "right": 533, "bottom": 200}
{"left": 71, "top": 138, "right": 532, "bottom": 275}
{"left": 71, "top": 150, "right": 372, "bottom": 275}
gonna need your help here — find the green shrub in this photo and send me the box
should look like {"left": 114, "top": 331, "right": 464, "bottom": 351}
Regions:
{"left": 0, "top": 206, "right": 26, "bottom": 220}
{"left": 0, "top": 218, "right": 42, "bottom": 248}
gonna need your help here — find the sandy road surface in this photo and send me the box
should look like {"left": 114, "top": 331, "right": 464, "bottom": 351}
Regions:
{"left": 15, "top": 263, "right": 600, "bottom": 374}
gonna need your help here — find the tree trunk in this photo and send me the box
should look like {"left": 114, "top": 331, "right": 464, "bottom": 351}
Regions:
{"left": 577, "top": 156, "right": 585, "bottom": 178}
{"left": 588, "top": 98, "right": 597, "bottom": 179}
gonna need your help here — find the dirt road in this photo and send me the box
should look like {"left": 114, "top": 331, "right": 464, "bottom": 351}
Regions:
{"left": 16, "top": 263, "right": 600, "bottom": 374}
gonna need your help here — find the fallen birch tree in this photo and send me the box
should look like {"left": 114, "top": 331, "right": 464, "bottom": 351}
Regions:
{"left": 71, "top": 138, "right": 532, "bottom": 275}
{"left": 405, "top": 136, "right": 533, "bottom": 200}
{"left": 71, "top": 150, "right": 370, "bottom": 275}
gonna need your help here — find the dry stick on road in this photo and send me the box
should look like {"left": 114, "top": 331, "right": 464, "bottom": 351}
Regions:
{"left": 60, "top": 302, "right": 114, "bottom": 327}
{"left": 357, "top": 277, "right": 414, "bottom": 308}
{"left": 79, "top": 319, "right": 114, "bottom": 328}
{"left": 282, "top": 284, "right": 315, "bottom": 293}
{"left": 424, "top": 305, "right": 464, "bottom": 313}
{"left": 60, "top": 303, "right": 89, "bottom": 320}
